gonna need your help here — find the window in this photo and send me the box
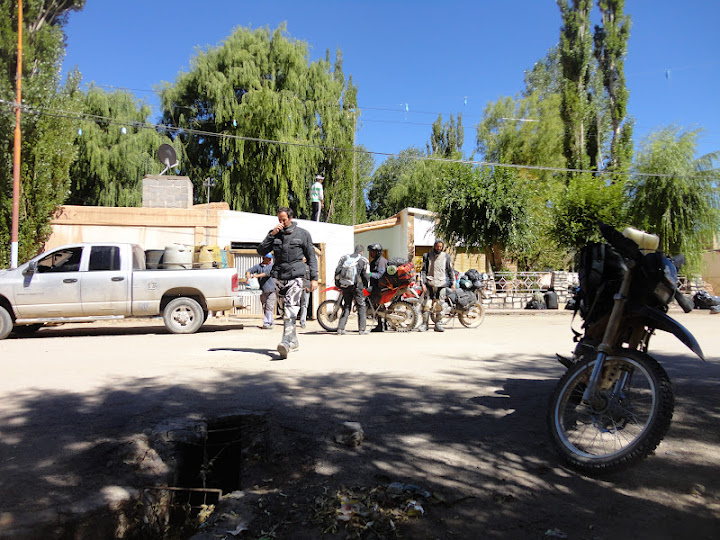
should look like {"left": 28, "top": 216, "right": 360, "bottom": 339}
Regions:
{"left": 88, "top": 246, "right": 121, "bottom": 271}
{"left": 37, "top": 247, "right": 83, "bottom": 273}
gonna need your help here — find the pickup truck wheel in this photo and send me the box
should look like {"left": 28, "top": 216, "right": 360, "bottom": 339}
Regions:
{"left": 163, "top": 297, "right": 204, "bottom": 334}
{"left": 0, "top": 306, "right": 12, "bottom": 340}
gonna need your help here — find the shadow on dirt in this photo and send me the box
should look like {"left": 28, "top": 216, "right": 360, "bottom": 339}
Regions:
{"left": 0, "top": 350, "right": 718, "bottom": 539}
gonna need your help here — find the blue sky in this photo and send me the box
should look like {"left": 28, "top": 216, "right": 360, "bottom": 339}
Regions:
{"left": 62, "top": 1, "right": 720, "bottom": 169}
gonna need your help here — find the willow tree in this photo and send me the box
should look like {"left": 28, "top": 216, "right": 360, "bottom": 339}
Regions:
{"left": 0, "top": 0, "right": 85, "bottom": 266}
{"left": 67, "top": 86, "right": 175, "bottom": 207}
{"left": 625, "top": 128, "right": 720, "bottom": 272}
{"left": 159, "top": 24, "right": 357, "bottom": 222}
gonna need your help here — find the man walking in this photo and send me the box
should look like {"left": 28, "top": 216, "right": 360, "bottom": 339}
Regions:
{"left": 367, "top": 243, "right": 388, "bottom": 332}
{"left": 258, "top": 207, "right": 318, "bottom": 358}
{"left": 334, "top": 245, "right": 370, "bottom": 335}
{"left": 310, "top": 174, "right": 324, "bottom": 221}
{"left": 246, "top": 253, "right": 276, "bottom": 329}
{"left": 419, "top": 240, "right": 455, "bottom": 332}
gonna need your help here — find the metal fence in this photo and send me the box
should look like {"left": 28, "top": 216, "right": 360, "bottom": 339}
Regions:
{"left": 491, "top": 271, "right": 690, "bottom": 294}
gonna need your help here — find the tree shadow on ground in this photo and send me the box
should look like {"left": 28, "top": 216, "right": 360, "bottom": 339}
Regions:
{"left": 0, "top": 350, "right": 718, "bottom": 539}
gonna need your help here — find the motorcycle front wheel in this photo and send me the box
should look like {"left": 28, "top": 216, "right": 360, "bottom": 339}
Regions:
{"left": 547, "top": 349, "right": 674, "bottom": 475}
{"left": 386, "top": 300, "right": 417, "bottom": 332}
{"left": 459, "top": 301, "right": 486, "bottom": 328}
{"left": 316, "top": 299, "right": 342, "bottom": 332}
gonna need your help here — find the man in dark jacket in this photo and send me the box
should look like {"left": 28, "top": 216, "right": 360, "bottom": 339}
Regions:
{"left": 419, "top": 239, "right": 455, "bottom": 332}
{"left": 258, "top": 207, "right": 318, "bottom": 358}
{"left": 367, "top": 243, "right": 388, "bottom": 332}
{"left": 334, "top": 245, "right": 370, "bottom": 335}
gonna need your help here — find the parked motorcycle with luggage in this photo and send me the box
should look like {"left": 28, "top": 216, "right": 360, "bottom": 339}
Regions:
{"left": 316, "top": 261, "right": 420, "bottom": 332}
{"left": 427, "top": 269, "right": 488, "bottom": 328}
{"left": 549, "top": 222, "right": 704, "bottom": 475}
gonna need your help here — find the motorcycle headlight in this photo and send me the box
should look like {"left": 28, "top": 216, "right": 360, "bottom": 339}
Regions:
{"left": 651, "top": 256, "right": 678, "bottom": 305}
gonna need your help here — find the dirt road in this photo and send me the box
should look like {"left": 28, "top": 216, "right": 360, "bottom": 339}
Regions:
{"left": 1, "top": 312, "right": 719, "bottom": 539}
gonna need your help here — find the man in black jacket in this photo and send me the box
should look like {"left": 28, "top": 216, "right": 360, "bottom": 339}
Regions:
{"left": 258, "top": 207, "right": 318, "bottom": 358}
{"left": 334, "top": 245, "right": 370, "bottom": 335}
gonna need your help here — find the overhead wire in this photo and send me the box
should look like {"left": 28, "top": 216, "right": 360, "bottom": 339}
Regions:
{"left": 0, "top": 98, "right": 716, "bottom": 181}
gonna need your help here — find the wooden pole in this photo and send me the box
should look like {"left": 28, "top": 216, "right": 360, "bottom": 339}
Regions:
{"left": 10, "top": 0, "right": 23, "bottom": 268}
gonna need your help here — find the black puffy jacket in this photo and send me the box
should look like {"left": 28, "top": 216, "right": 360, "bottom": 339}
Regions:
{"left": 258, "top": 221, "right": 318, "bottom": 281}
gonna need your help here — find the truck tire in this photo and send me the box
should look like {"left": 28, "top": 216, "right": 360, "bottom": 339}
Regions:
{"left": 0, "top": 306, "right": 12, "bottom": 340}
{"left": 163, "top": 297, "right": 204, "bottom": 334}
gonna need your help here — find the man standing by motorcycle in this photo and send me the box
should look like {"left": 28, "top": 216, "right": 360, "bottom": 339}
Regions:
{"left": 334, "top": 245, "right": 370, "bottom": 335}
{"left": 258, "top": 207, "right": 318, "bottom": 359}
{"left": 367, "top": 243, "right": 388, "bottom": 332}
{"left": 419, "top": 240, "right": 455, "bottom": 332}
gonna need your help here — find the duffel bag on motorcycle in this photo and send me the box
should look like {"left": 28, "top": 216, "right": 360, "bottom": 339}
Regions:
{"left": 378, "top": 260, "right": 415, "bottom": 290}
{"left": 446, "top": 288, "right": 475, "bottom": 309}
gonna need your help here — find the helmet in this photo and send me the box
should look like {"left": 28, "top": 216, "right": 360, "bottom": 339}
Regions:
{"left": 368, "top": 243, "right": 382, "bottom": 252}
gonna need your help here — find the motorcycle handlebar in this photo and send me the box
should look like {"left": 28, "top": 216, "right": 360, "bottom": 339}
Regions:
{"left": 674, "top": 290, "right": 694, "bottom": 313}
{"left": 598, "top": 221, "right": 642, "bottom": 261}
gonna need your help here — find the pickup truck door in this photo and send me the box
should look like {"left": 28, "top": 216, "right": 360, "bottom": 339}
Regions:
{"left": 13, "top": 246, "right": 84, "bottom": 318}
{"left": 80, "top": 245, "right": 131, "bottom": 316}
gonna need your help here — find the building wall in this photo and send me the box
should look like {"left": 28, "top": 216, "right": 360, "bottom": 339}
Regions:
{"left": 702, "top": 250, "right": 720, "bottom": 294}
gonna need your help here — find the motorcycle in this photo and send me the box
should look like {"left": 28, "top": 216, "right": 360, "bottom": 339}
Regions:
{"left": 427, "top": 272, "right": 488, "bottom": 329}
{"left": 316, "top": 282, "right": 419, "bottom": 332}
{"left": 548, "top": 222, "right": 704, "bottom": 475}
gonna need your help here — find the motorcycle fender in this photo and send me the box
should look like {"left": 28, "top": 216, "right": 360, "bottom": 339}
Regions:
{"left": 626, "top": 304, "right": 705, "bottom": 361}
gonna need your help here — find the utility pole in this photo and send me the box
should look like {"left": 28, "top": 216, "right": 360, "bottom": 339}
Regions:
{"left": 10, "top": 1, "right": 23, "bottom": 268}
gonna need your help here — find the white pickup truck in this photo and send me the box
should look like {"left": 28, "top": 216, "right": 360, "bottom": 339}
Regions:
{"left": 0, "top": 242, "right": 241, "bottom": 339}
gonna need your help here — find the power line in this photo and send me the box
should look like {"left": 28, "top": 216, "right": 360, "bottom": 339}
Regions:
{"left": 1, "top": 98, "right": 715, "bottom": 180}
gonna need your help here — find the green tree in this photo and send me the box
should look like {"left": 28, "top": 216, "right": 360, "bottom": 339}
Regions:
{"left": 550, "top": 173, "right": 624, "bottom": 251}
{"left": 625, "top": 127, "right": 720, "bottom": 272}
{"left": 435, "top": 164, "right": 532, "bottom": 270}
{"left": 557, "top": 0, "right": 593, "bottom": 172}
{"left": 67, "top": 86, "right": 175, "bottom": 207}
{"left": 0, "top": 0, "right": 85, "bottom": 266}
{"left": 594, "top": 0, "right": 633, "bottom": 173}
{"left": 366, "top": 148, "right": 424, "bottom": 220}
{"left": 427, "top": 113, "right": 463, "bottom": 158}
{"left": 159, "top": 24, "right": 357, "bottom": 222}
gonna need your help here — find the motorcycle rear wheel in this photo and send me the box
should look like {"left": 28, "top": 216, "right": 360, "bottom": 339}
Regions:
{"left": 317, "top": 299, "right": 341, "bottom": 332}
{"left": 386, "top": 300, "right": 417, "bottom": 332}
{"left": 459, "top": 301, "right": 486, "bottom": 328}
{"left": 548, "top": 349, "right": 674, "bottom": 475}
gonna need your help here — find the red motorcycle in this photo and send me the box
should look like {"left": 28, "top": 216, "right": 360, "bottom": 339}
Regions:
{"left": 316, "top": 282, "right": 419, "bottom": 332}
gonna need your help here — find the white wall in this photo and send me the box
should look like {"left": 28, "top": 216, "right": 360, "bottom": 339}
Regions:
{"left": 217, "top": 211, "right": 355, "bottom": 289}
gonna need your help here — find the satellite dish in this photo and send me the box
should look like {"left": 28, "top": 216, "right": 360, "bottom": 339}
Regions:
{"left": 157, "top": 144, "right": 179, "bottom": 175}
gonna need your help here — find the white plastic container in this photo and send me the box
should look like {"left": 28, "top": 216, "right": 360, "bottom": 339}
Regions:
{"left": 622, "top": 227, "right": 659, "bottom": 253}
{"left": 163, "top": 244, "right": 193, "bottom": 269}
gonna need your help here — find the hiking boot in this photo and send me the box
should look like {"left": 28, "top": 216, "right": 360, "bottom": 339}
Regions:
{"left": 370, "top": 321, "right": 385, "bottom": 332}
{"left": 337, "top": 329, "right": 347, "bottom": 335}
{"left": 277, "top": 320, "right": 295, "bottom": 359}
{"left": 417, "top": 312, "right": 429, "bottom": 332}
{"left": 434, "top": 322, "right": 445, "bottom": 332}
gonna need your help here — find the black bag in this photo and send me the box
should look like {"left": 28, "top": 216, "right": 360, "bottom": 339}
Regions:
{"left": 693, "top": 290, "right": 720, "bottom": 309}
{"left": 455, "top": 288, "right": 476, "bottom": 309}
{"left": 465, "top": 269, "right": 482, "bottom": 282}
{"left": 577, "top": 242, "right": 626, "bottom": 323}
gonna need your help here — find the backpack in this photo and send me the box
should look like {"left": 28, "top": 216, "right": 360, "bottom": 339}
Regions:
{"left": 338, "top": 254, "right": 360, "bottom": 288}
{"left": 577, "top": 242, "right": 626, "bottom": 323}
